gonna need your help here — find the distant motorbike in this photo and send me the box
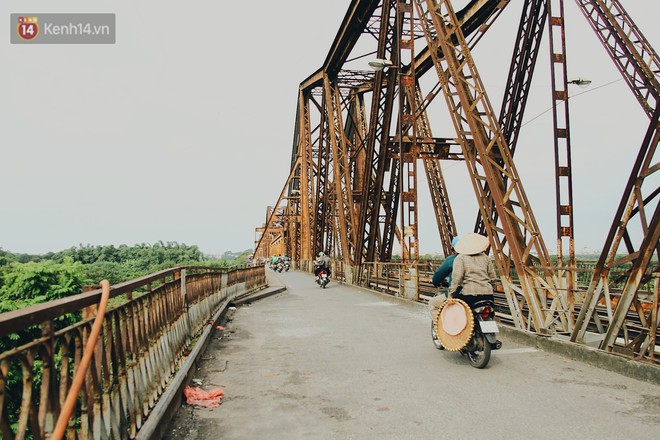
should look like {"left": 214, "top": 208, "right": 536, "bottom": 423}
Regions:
{"left": 432, "top": 296, "right": 501, "bottom": 369}
{"left": 283, "top": 261, "right": 290, "bottom": 272}
{"left": 315, "top": 266, "right": 330, "bottom": 288}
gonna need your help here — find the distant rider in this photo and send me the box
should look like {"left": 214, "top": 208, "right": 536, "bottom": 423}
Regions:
{"left": 314, "top": 252, "right": 331, "bottom": 282}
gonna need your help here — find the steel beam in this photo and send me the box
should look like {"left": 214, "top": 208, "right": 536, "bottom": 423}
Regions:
{"left": 547, "top": 0, "right": 577, "bottom": 309}
{"left": 574, "top": 0, "right": 660, "bottom": 119}
{"left": 356, "top": 0, "right": 399, "bottom": 265}
{"left": 475, "top": 0, "right": 547, "bottom": 254}
{"left": 413, "top": 0, "right": 569, "bottom": 332}
{"left": 324, "top": 75, "right": 358, "bottom": 264}
{"left": 572, "top": 105, "right": 660, "bottom": 351}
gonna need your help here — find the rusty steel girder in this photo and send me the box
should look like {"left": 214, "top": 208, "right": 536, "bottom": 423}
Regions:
{"left": 547, "top": 0, "right": 578, "bottom": 305}
{"left": 475, "top": 0, "right": 547, "bottom": 241}
{"left": 256, "top": 0, "right": 658, "bottom": 360}
{"left": 257, "top": 1, "right": 505, "bottom": 268}
{"left": 297, "top": 90, "right": 315, "bottom": 262}
{"left": 567, "top": 0, "right": 660, "bottom": 359}
{"left": 574, "top": 0, "right": 659, "bottom": 119}
{"left": 412, "top": 0, "right": 569, "bottom": 332}
{"left": 572, "top": 105, "right": 659, "bottom": 357}
{"left": 357, "top": 0, "right": 400, "bottom": 265}
{"left": 324, "top": 75, "right": 358, "bottom": 263}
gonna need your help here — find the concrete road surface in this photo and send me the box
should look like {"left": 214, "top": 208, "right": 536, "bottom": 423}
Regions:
{"left": 164, "top": 270, "right": 659, "bottom": 440}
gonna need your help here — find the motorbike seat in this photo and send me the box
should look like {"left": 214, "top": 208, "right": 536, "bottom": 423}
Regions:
{"left": 471, "top": 299, "right": 495, "bottom": 308}
{"left": 453, "top": 293, "right": 494, "bottom": 308}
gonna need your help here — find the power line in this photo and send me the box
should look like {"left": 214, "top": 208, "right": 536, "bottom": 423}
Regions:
{"left": 520, "top": 77, "right": 625, "bottom": 128}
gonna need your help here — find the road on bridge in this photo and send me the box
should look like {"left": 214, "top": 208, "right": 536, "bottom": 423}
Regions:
{"left": 164, "top": 270, "right": 659, "bottom": 440}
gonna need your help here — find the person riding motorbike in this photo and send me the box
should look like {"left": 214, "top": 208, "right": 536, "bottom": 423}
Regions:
{"left": 314, "top": 252, "right": 331, "bottom": 283}
{"left": 433, "top": 232, "right": 502, "bottom": 365}
{"left": 430, "top": 234, "right": 496, "bottom": 339}
{"left": 447, "top": 233, "right": 496, "bottom": 307}
{"left": 281, "top": 254, "right": 291, "bottom": 271}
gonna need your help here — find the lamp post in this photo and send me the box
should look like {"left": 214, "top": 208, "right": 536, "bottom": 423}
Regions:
{"left": 568, "top": 78, "right": 592, "bottom": 88}
{"left": 368, "top": 59, "right": 394, "bottom": 71}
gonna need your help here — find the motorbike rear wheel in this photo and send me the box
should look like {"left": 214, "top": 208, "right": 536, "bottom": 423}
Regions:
{"left": 467, "top": 332, "right": 491, "bottom": 369}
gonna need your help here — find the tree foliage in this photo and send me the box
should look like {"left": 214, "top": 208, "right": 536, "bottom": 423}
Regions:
{"left": 0, "top": 242, "right": 204, "bottom": 286}
{"left": 208, "top": 249, "right": 254, "bottom": 267}
{"left": 0, "top": 258, "right": 90, "bottom": 431}
{"left": 0, "top": 259, "right": 90, "bottom": 313}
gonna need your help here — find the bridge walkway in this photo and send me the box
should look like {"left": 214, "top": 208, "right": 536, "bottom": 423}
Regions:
{"left": 164, "top": 270, "right": 659, "bottom": 440}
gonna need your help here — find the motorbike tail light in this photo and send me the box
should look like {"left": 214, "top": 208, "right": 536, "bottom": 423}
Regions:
{"left": 480, "top": 307, "right": 492, "bottom": 319}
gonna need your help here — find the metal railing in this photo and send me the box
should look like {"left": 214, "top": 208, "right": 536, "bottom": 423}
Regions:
{"left": 0, "top": 264, "right": 266, "bottom": 440}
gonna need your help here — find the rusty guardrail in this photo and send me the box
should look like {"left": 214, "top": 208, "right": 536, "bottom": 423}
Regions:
{"left": 52, "top": 279, "right": 111, "bottom": 440}
{"left": 0, "top": 264, "right": 266, "bottom": 439}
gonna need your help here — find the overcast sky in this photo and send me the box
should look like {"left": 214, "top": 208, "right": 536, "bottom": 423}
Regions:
{"left": 1, "top": 1, "right": 658, "bottom": 256}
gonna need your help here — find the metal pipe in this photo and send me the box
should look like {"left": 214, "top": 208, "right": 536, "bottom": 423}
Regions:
{"left": 51, "top": 280, "right": 110, "bottom": 440}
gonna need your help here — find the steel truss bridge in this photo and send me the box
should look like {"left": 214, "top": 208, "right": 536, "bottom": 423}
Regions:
{"left": 254, "top": 0, "right": 659, "bottom": 361}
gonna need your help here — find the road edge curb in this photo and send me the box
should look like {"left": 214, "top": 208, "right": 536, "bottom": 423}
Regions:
{"left": 499, "top": 325, "right": 660, "bottom": 385}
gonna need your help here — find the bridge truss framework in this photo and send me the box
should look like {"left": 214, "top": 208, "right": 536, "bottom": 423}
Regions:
{"left": 255, "top": 0, "right": 659, "bottom": 363}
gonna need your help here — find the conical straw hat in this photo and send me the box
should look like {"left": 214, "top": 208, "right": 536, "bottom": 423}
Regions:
{"left": 454, "top": 232, "right": 490, "bottom": 255}
{"left": 435, "top": 298, "right": 474, "bottom": 351}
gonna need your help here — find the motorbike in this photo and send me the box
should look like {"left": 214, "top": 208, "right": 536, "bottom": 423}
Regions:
{"left": 315, "top": 266, "right": 330, "bottom": 288}
{"left": 283, "top": 261, "right": 290, "bottom": 272}
{"left": 432, "top": 296, "right": 501, "bottom": 369}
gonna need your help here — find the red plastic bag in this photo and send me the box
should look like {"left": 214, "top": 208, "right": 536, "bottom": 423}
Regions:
{"left": 183, "top": 385, "right": 224, "bottom": 407}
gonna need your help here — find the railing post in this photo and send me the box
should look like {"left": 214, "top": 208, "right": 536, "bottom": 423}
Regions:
{"left": 400, "top": 264, "right": 419, "bottom": 301}
{"left": 221, "top": 270, "right": 229, "bottom": 294}
{"left": 344, "top": 263, "right": 354, "bottom": 285}
{"left": 81, "top": 285, "right": 97, "bottom": 321}
{"left": 179, "top": 269, "right": 193, "bottom": 342}
{"left": 40, "top": 319, "right": 58, "bottom": 437}
{"left": 180, "top": 268, "right": 187, "bottom": 299}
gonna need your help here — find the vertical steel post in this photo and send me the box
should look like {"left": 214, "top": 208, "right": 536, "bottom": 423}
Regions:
{"left": 547, "top": 0, "right": 576, "bottom": 317}
{"left": 398, "top": 0, "right": 419, "bottom": 263}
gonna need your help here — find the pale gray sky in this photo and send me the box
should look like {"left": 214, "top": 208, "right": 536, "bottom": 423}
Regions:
{"left": 1, "top": 0, "right": 350, "bottom": 255}
{"left": 1, "top": 1, "right": 658, "bottom": 256}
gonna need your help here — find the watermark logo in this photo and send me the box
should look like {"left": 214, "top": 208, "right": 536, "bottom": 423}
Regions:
{"left": 10, "top": 13, "right": 115, "bottom": 44}
{"left": 16, "top": 16, "right": 39, "bottom": 41}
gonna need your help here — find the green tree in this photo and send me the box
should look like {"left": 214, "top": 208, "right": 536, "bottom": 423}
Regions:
{"left": 0, "top": 258, "right": 90, "bottom": 316}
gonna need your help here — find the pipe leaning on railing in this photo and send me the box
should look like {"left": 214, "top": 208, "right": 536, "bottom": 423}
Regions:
{"left": 51, "top": 280, "right": 111, "bottom": 440}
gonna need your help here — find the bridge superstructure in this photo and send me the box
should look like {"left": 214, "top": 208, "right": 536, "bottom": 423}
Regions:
{"left": 254, "top": 0, "right": 659, "bottom": 361}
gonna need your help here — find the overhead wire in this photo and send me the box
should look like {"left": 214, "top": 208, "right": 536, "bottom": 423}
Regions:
{"left": 520, "top": 77, "right": 625, "bottom": 128}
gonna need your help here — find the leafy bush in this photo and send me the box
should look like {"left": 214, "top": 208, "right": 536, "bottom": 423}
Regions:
{"left": 0, "top": 259, "right": 90, "bottom": 313}
{"left": 0, "top": 259, "right": 90, "bottom": 434}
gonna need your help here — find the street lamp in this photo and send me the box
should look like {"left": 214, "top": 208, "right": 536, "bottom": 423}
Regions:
{"left": 568, "top": 78, "right": 592, "bottom": 88}
{"left": 368, "top": 58, "right": 394, "bottom": 71}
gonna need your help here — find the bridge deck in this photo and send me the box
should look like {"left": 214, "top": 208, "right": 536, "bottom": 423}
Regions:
{"left": 164, "top": 270, "right": 659, "bottom": 439}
